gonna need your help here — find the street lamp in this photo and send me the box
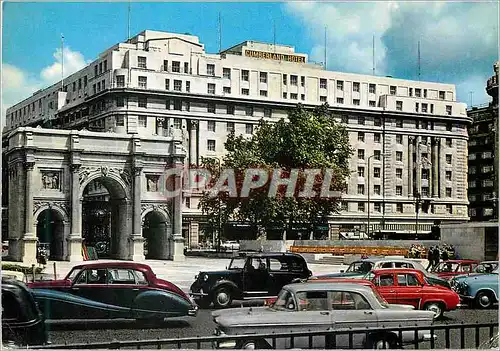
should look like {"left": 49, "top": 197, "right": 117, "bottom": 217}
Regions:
{"left": 367, "top": 152, "right": 389, "bottom": 238}
{"left": 215, "top": 157, "right": 222, "bottom": 253}
{"left": 414, "top": 191, "right": 422, "bottom": 238}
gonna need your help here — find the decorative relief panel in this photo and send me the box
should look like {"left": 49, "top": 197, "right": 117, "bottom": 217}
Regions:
{"left": 33, "top": 200, "right": 70, "bottom": 218}
{"left": 141, "top": 203, "right": 171, "bottom": 217}
{"left": 78, "top": 166, "right": 132, "bottom": 187}
{"left": 146, "top": 175, "right": 160, "bottom": 192}
{"left": 41, "top": 171, "right": 61, "bottom": 190}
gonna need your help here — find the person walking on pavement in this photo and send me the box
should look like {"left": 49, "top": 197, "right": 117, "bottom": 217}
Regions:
{"left": 426, "top": 246, "right": 433, "bottom": 270}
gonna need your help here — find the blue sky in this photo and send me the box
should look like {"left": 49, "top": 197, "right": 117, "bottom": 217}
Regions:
{"left": 2, "top": 1, "right": 498, "bottom": 119}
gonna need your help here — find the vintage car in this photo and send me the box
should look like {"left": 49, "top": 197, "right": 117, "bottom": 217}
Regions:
{"left": 450, "top": 267, "right": 498, "bottom": 309}
{"left": 316, "top": 258, "right": 451, "bottom": 288}
{"left": 2, "top": 277, "right": 48, "bottom": 346}
{"left": 27, "top": 262, "right": 197, "bottom": 322}
{"left": 212, "top": 282, "right": 435, "bottom": 349}
{"left": 190, "top": 252, "right": 312, "bottom": 308}
{"left": 362, "top": 269, "right": 460, "bottom": 319}
{"left": 430, "top": 259, "right": 479, "bottom": 280}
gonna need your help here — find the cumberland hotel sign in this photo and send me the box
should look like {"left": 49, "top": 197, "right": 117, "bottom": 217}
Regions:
{"left": 245, "top": 49, "right": 306, "bottom": 63}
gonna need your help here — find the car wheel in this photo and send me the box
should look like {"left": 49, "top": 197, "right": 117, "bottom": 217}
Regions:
{"left": 370, "top": 335, "right": 397, "bottom": 349}
{"left": 213, "top": 287, "right": 232, "bottom": 309}
{"left": 240, "top": 340, "right": 256, "bottom": 349}
{"left": 424, "top": 302, "right": 444, "bottom": 319}
{"left": 475, "top": 291, "right": 494, "bottom": 309}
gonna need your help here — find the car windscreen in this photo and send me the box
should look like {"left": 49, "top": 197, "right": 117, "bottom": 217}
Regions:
{"left": 433, "top": 262, "right": 459, "bottom": 273}
{"left": 347, "top": 261, "right": 374, "bottom": 273}
{"left": 271, "top": 289, "right": 295, "bottom": 311}
{"left": 228, "top": 258, "right": 246, "bottom": 270}
{"left": 371, "top": 287, "right": 389, "bottom": 308}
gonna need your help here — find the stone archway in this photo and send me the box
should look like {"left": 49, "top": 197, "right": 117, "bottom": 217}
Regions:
{"left": 142, "top": 209, "right": 170, "bottom": 259}
{"left": 35, "top": 208, "right": 66, "bottom": 260}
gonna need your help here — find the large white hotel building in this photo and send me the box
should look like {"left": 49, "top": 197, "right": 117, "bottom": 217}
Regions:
{"left": 4, "top": 30, "right": 470, "bottom": 247}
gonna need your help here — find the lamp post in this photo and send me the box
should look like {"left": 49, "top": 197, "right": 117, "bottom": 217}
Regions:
{"left": 367, "top": 153, "right": 389, "bottom": 238}
{"left": 216, "top": 157, "right": 222, "bottom": 253}
{"left": 414, "top": 191, "right": 422, "bottom": 238}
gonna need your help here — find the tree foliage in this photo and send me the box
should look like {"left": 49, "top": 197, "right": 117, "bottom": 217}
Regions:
{"left": 198, "top": 103, "right": 353, "bottom": 239}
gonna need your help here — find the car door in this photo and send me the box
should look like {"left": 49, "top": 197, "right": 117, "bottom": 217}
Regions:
{"left": 107, "top": 268, "right": 144, "bottom": 318}
{"left": 69, "top": 268, "right": 111, "bottom": 319}
{"left": 394, "top": 273, "right": 423, "bottom": 308}
{"left": 372, "top": 273, "right": 397, "bottom": 303}
{"left": 266, "top": 257, "right": 290, "bottom": 296}
{"left": 243, "top": 257, "right": 270, "bottom": 296}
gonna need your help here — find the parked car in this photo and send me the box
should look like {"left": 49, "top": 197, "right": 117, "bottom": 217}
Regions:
{"left": 430, "top": 259, "right": 480, "bottom": 280}
{"left": 212, "top": 282, "right": 435, "bottom": 349}
{"left": 220, "top": 241, "right": 240, "bottom": 251}
{"left": 190, "top": 252, "right": 312, "bottom": 308}
{"left": 27, "top": 262, "right": 197, "bottom": 322}
{"left": 450, "top": 267, "right": 498, "bottom": 309}
{"left": 2, "top": 277, "right": 48, "bottom": 346}
{"left": 363, "top": 269, "right": 460, "bottom": 319}
{"left": 317, "top": 258, "right": 451, "bottom": 289}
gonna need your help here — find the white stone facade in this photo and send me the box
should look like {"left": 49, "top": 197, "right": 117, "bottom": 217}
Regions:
{"left": 4, "top": 30, "right": 471, "bottom": 245}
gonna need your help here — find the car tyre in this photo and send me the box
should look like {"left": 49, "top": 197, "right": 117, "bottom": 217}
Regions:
{"left": 475, "top": 291, "right": 494, "bottom": 309}
{"left": 423, "top": 302, "right": 444, "bottom": 320}
{"left": 369, "top": 335, "right": 397, "bottom": 349}
{"left": 213, "top": 286, "right": 233, "bottom": 309}
{"left": 238, "top": 339, "right": 269, "bottom": 349}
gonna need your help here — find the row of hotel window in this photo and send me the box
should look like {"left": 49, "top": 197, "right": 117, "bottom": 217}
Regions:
{"left": 344, "top": 116, "right": 456, "bottom": 131}
{"left": 469, "top": 193, "right": 496, "bottom": 202}
{"left": 469, "top": 208, "right": 495, "bottom": 217}
{"left": 469, "top": 165, "right": 495, "bottom": 174}
{"left": 137, "top": 57, "right": 451, "bottom": 100}
{"left": 356, "top": 132, "right": 454, "bottom": 146}
{"left": 356, "top": 149, "right": 454, "bottom": 164}
{"left": 356, "top": 166, "right": 453, "bottom": 181}
{"left": 352, "top": 184, "right": 454, "bottom": 198}
{"left": 469, "top": 180, "right": 495, "bottom": 188}
{"left": 343, "top": 202, "right": 453, "bottom": 214}
{"left": 468, "top": 151, "right": 494, "bottom": 160}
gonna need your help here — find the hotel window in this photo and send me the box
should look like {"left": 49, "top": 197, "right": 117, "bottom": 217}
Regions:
{"left": 415, "top": 88, "right": 421, "bottom": 97}
{"left": 439, "top": 91, "right": 445, "bottom": 100}
{"left": 260, "top": 72, "right": 268, "bottom": 83}
{"left": 138, "top": 76, "right": 147, "bottom": 89}
{"left": 223, "top": 86, "right": 231, "bottom": 94}
{"left": 369, "top": 84, "right": 376, "bottom": 94}
{"left": 97, "top": 82, "right": 101, "bottom": 91}
{"left": 320, "top": 78, "right": 327, "bottom": 89}
{"left": 446, "top": 122, "right": 452, "bottom": 131}
{"left": 396, "top": 101, "right": 403, "bottom": 111}
{"left": 482, "top": 151, "right": 493, "bottom": 159}
{"left": 301, "top": 94, "right": 305, "bottom": 101}
{"left": 424, "top": 89, "right": 427, "bottom": 98}
{"left": 172, "top": 61, "right": 180, "bottom": 73}
{"left": 483, "top": 179, "right": 494, "bottom": 187}
{"left": 415, "top": 103, "right": 419, "bottom": 112}
{"left": 358, "top": 116, "right": 365, "bottom": 125}
{"left": 482, "top": 165, "right": 494, "bottom": 173}
{"left": 422, "top": 121, "right": 429, "bottom": 130}
{"left": 78, "top": 78, "right": 82, "bottom": 90}
{"left": 357, "top": 184, "right": 365, "bottom": 195}
{"left": 242, "top": 88, "right": 249, "bottom": 95}
{"left": 469, "top": 195, "right": 477, "bottom": 202}
{"left": 93, "top": 84, "right": 96, "bottom": 94}
{"left": 291, "top": 75, "right": 298, "bottom": 86}
{"left": 445, "top": 171, "right": 452, "bottom": 181}
{"left": 173, "top": 118, "right": 182, "bottom": 129}
{"left": 227, "top": 105, "right": 235, "bottom": 115}
{"left": 84, "top": 76, "right": 87, "bottom": 87}
{"left": 421, "top": 187, "right": 429, "bottom": 197}
{"left": 246, "top": 124, "right": 253, "bottom": 134}
{"left": 94, "top": 65, "right": 98, "bottom": 76}
{"left": 374, "top": 133, "right": 381, "bottom": 143}
{"left": 337, "top": 80, "right": 344, "bottom": 91}
{"left": 430, "top": 104, "right": 434, "bottom": 114}
{"left": 341, "top": 115, "right": 349, "bottom": 124}
{"left": 224, "top": 122, "right": 235, "bottom": 133}
{"left": 282, "top": 92, "right": 287, "bottom": 99}
{"left": 374, "top": 167, "right": 381, "bottom": 178}
{"left": 173, "top": 99, "right": 182, "bottom": 111}
{"left": 358, "top": 132, "right": 365, "bottom": 142}
{"left": 396, "top": 135, "right": 403, "bottom": 144}
{"left": 207, "top": 83, "right": 216, "bottom": 94}
{"left": 409, "top": 88, "right": 413, "bottom": 97}
{"left": 446, "top": 154, "right": 452, "bottom": 164}
{"left": 242, "top": 70, "right": 249, "bottom": 81}
{"left": 291, "top": 93, "right": 298, "bottom": 100}
{"left": 138, "top": 97, "right": 147, "bottom": 108}
{"left": 245, "top": 106, "right": 253, "bottom": 116}
{"left": 165, "top": 99, "right": 170, "bottom": 109}
{"left": 390, "top": 86, "right": 397, "bottom": 95}
{"left": 341, "top": 201, "right": 348, "bottom": 211}
{"left": 469, "top": 180, "right": 477, "bottom": 188}
{"left": 207, "top": 140, "right": 216, "bottom": 152}
{"left": 446, "top": 188, "right": 452, "bottom": 197}
{"left": 396, "top": 168, "right": 402, "bottom": 179}
{"left": 138, "top": 56, "right": 147, "bottom": 69}
{"left": 358, "top": 203, "right": 365, "bottom": 212}
{"left": 446, "top": 105, "right": 452, "bottom": 115}
{"left": 207, "top": 103, "right": 216, "bottom": 114}
{"left": 138, "top": 116, "right": 147, "bottom": 127}
{"left": 184, "top": 62, "right": 189, "bottom": 73}
{"left": 116, "top": 75, "right": 125, "bottom": 87}
{"left": 337, "top": 97, "right": 344, "bottom": 104}
{"left": 264, "top": 108, "right": 272, "bottom": 117}
{"left": 353, "top": 99, "right": 360, "bottom": 106}
{"left": 374, "top": 185, "right": 381, "bottom": 195}
{"left": 358, "top": 149, "right": 365, "bottom": 160}
{"left": 422, "top": 169, "right": 429, "bottom": 180}
{"left": 396, "top": 186, "right": 403, "bottom": 196}
{"left": 207, "top": 120, "right": 216, "bottom": 132}
{"left": 469, "top": 166, "right": 476, "bottom": 174}
{"left": 301, "top": 76, "right": 305, "bottom": 87}
{"left": 374, "top": 117, "right": 382, "bottom": 126}
{"left": 165, "top": 79, "right": 170, "bottom": 90}
{"left": 353, "top": 82, "right": 360, "bottom": 92}
{"left": 283, "top": 74, "right": 287, "bottom": 85}
{"left": 369, "top": 100, "right": 376, "bottom": 107}
{"left": 421, "top": 103, "right": 428, "bottom": 113}
{"left": 446, "top": 205, "right": 452, "bottom": 214}
{"left": 115, "top": 115, "right": 124, "bottom": 126}
{"left": 260, "top": 90, "right": 268, "bottom": 97}
{"left": 223, "top": 68, "right": 231, "bottom": 79}
{"left": 484, "top": 208, "right": 494, "bottom": 216}
{"left": 116, "top": 97, "right": 125, "bottom": 107}
{"left": 374, "top": 203, "right": 382, "bottom": 212}
{"left": 186, "top": 81, "right": 191, "bottom": 92}
{"left": 174, "top": 80, "right": 182, "bottom": 92}
{"left": 396, "top": 151, "right": 403, "bottom": 162}
{"left": 320, "top": 96, "right": 327, "bottom": 102}
{"left": 207, "top": 64, "right": 215, "bottom": 76}
{"left": 396, "top": 203, "right": 403, "bottom": 213}
{"left": 358, "top": 167, "right": 365, "bottom": 177}
{"left": 374, "top": 150, "right": 381, "bottom": 160}
{"left": 163, "top": 60, "right": 168, "bottom": 71}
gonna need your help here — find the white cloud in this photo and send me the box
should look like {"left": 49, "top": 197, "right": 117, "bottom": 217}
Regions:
{"left": 2, "top": 46, "right": 90, "bottom": 126}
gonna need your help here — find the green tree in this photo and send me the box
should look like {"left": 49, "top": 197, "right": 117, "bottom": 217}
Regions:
{"left": 198, "top": 103, "right": 353, "bottom": 243}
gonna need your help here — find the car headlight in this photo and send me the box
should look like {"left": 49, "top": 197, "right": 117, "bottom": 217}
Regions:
{"left": 203, "top": 274, "right": 209, "bottom": 281}
{"left": 195, "top": 274, "right": 199, "bottom": 280}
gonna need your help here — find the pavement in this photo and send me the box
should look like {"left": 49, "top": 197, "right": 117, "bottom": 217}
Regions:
{"left": 41, "top": 257, "right": 348, "bottom": 292}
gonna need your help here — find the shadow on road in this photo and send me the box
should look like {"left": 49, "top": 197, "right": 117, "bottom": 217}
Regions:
{"left": 46, "top": 318, "right": 191, "bottom": 331}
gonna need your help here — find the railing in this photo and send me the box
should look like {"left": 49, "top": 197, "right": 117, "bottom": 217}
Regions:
{"left": 35, "top": 321, "right": 497, "bottom": 350}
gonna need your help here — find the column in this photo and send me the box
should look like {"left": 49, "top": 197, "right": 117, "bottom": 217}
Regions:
{"left": 67, "top": 164, "right": 83, "bottom": 262}
{"left": 408, "top": 137, "right": 414, "bottom": 196}
{"left": 22, "top": 161, "right": 37, "bottom": 264}
{"left": 189, "top": 221, "right": 199, "bottom": 249}
{"left": 172, "top": 162, "right": 185, "bottom": 261}
{"left": 416, "top": 136, "right": 422, "bottom": 194}
{"left": 432, "top": 137, "right": 439, "bottom": 197}
{"left": 129, "top": 166, "right": 145, "bottom": 261}
{"left": 190, "top": 120, "right": 198, "bottom": 166}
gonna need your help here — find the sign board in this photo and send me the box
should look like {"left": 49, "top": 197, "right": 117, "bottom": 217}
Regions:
{"left": 290, "top": 246, "right": 409, "bottom": 256}
{"left": 245, "top": 49, "right": 306, "bottom": 63}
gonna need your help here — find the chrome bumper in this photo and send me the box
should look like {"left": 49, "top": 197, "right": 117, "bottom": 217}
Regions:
{"left": 187, "top": 306, "right": 198, "bottom": 316}
{"left": 189, "top": 289, "right": 209, "bottom": 297}
{"left": 423, "top": 333, "right": 438, "bottom": 341}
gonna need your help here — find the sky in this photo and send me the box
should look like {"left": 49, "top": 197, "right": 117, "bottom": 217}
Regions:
{"left": 2, "top": 1, "right": 499, "bottom": 121}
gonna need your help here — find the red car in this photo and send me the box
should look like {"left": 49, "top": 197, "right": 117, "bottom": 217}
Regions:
{"left": 431, "top": 260, "right": 480, "bottom": 280}
{"left": 364, "top": 269, "right": 460, "bottom": 319}
{"left": 27, "top": 262, "right": 197, "bottom": 322}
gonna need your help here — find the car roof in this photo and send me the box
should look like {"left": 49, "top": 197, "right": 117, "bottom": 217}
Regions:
{"left": 312, "top": 278, "right": 375, "bottom": 287}
{"left": 237, "top": 252, "right": 305, "bottom": 259}
{"left": 371, "top": 268, "right": 423, "bottom": 275}
{"left": 72, "top": 261, "right": 152, "bottom": 271}
{"left": 286, "top": 281, "right": 374, "bottom": 293}
{"left": 351, "top": 257, "right": 417, "bottom": 264}
{"left": 442, "top": 259, "right": 479, "bottom": 263}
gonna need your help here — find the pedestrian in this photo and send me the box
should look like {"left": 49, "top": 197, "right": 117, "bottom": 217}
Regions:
{"left": 426, "top": 246, "right": 433, "bottom": 270}
{"left": 432, "top": 246, "right": 440, "bottom": 269}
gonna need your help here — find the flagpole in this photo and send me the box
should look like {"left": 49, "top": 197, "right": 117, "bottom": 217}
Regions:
{"left": 61, "top": 34, "right": 64, "bottom": 91}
